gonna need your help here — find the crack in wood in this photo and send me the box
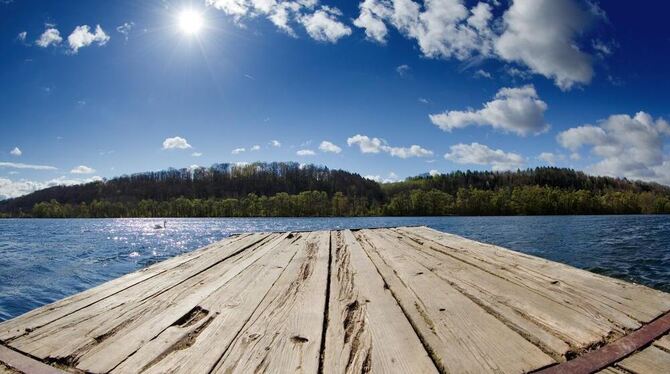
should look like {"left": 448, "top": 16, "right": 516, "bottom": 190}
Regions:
{"left": 139, "top": 315, "right": 215, "bottom": 373}
{"left": 3, "top": 228, "right": 669, "bottom": 374}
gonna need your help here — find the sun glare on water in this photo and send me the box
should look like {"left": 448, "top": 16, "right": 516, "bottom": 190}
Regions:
{"left": 178, "top": 9, "right": 204, "bottom": 35}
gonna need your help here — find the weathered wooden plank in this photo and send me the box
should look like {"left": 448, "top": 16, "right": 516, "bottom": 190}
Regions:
{"left": 388, "top": 228, "right": 639, "bottom": 349}
{"left": 654, "top": 334, "right": 670, "bottom": 351}
{"left": 536, "top": 310, "right": 670, "bottom": 374}
{"left": 360, "top": 229, "right": 583, "bottom": 355}
{"left": 210, "top": 231, "right": 330, "bottom": 373}
{"left": 355, "top": 229, "right": 555, "bottom": 373}
{"left": 404, "top": 226, "right": 670, "bottom": 323}
{"left": 0, "top": 362, "right": 20, "bottom": 374}
{"left": 7, "top": 233, "right": 280, "bottom": 367}
{"left": 596, "top": 367, "right": 628, "bottom": 374}
{"left": 0, "top": 345, "right": 64, "bottom": 374}
{"left": 395, "top": 227, "right": 643, "bottom": 333}
{"left": 617, "top": 346, "right": 670, "bottom": 373}
{"left": 322, "top": 230, "right": 437, "bottom": 373}
{"left": 0, "top": 233, "right": 256, "bottom": 342}
{"left": 112, "top": 232, "right": 306, "bottom": 373}
{"left": 2, "top": 227, "right": 669, "bottom": 374}
{"left": 4, "top": 232, "right": 269, "bottom": 350}
{"left": 74, "top": 233, "right": 292, "bottom": 373}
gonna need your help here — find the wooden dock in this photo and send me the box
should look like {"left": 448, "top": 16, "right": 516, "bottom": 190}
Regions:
{"left": 1, "top": 227, "right": 669, "bottom": 373}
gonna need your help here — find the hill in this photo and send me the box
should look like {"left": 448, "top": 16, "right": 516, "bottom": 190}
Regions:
{"left": 1, "top": 164, "right": 669, "bottom": 217}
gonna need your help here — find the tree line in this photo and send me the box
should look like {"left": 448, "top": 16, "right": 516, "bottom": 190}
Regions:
{"left": 21, "top": 186, "right": 670, "bottom": 218}
{"left": 2, "top": 164, "right": 670, "bottom": 217}
{"left": 0, "top": 162, "right": 383, "bottom": 213}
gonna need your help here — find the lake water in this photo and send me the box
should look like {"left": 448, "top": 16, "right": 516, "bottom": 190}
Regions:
{"left": 1, "top": 216, "right": 669, "bottom": 321}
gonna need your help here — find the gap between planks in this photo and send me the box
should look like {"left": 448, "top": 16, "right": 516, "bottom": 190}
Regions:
{"left": 2, "top": 227, "right": 670, "bottom": 374}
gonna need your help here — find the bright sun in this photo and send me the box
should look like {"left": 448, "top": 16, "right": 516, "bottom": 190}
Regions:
{"left": 178, "top": 9, "right": 204, "bottom": 35}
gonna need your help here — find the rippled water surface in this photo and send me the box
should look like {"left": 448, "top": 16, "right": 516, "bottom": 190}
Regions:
{"left": 1, "top": 216, "right": 669, "bottom": 321}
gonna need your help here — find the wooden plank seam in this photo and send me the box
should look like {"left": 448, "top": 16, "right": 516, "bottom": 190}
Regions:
{"left": 533, "top": 310, "right": 670, "bottom": 374}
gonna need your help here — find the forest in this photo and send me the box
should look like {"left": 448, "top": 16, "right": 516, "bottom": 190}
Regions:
{"left": 2, "top": 162, "right": 670, "bottom": 217}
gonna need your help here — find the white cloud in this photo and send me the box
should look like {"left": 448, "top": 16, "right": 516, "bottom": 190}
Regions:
{"left": 354, "top": 0, "right": 602, "bottom": 90}
{"left": 162, "top": 136, "right": 192, "bottom": 150}
{"left": 0, "top": 162, "right": 57, "bottom": 170}
{"left": 299, "top": 7, "right": 352, "bottom": 43}
{"left": 429, "top": 85, "right": 549, "bottom": 136}
{"left": 207, "top": 1, "right": 349, "bottom": 42}
{"left": 586, "top": 0, "right": 607, "bottom": 20}
{"left": 36, "top": 28, "right": 62, "bottom": 47}
{"left": 537, "top": 152, "right": 559, "bottom": 164}
{"left": 9, "top": 147, "right": 21, "bottom": 156}
{"left": 70, "top": 165, "right": 96, "bottom": 174}
{"left": 468, "top": 2, "right": 493, "bottom": 31}
{"left": 347, "top": 134, "right": 383, "bottom": 154}
{"left": 17, "top": 31, "right": 27, "bottom": 42}
{"left": 496, "top": 0, "right": 594, "bottom": 90}
{"left": 386, "top": 145, "right": 433, "bottom": 158}
{"left": 418, "top": 97, "right": 430, "bottom": 104}
{"left": 347, "top": 134, "right": 433, "bottom": 158}
{"left": 353, "top": 0, "right": 495, "bottom": 60}
{"left": 296, "top": 149, "right": 316, "bottom": 156}
{"left": 445, "top": 142, "right": 524, "bottom": 171}
{"left": 429, "top": 169, "right": 440, "bottom": 176}
{"left": 67, "top": 25, "right": 110, "bottom": 53}
{"left": 592, "top": 39, "right": 614, "bottom": 56}
{"left": 250, "top": 144, "right": 261, "bottom": 151}
{"left": 364, "top": 171, "right": 399, "bottom": 183}
{"left": 191, "top": 152, "right": 203, "bottom": 157}
{"left": 474, "top": 69, "right": 492, "bottom": 79}
{"left": 0, "top": 176, "right": 102, "bottom": 200}
{"left": 0, "top": 178, "right": 47, "bottom": 200}
{"left": 505, "top": 65, "right": 532, "bottom": 80}
{"left": 557, "top": 112, "right": 670, "bottom": 184}
{"left": 396, "top": 64, "right": 410, "bottom": 76}
{"left": 116, "top": 22, "right": 134, "bottom": 40}
{"left": 231, "top": 147, "right": 246, "bottom": 154}
{"left": 353, "top": 0, "right": 390, "bottom": 43}
{"left": 319, "top": 140, "right": 342, "bottom": 154}
{"left": 270, "top": 140, "right": 282, "bottom": 147}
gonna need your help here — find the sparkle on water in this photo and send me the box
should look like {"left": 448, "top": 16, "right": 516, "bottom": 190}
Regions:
{"left": 1, "top": 216, "right": 669, "bottom": 321}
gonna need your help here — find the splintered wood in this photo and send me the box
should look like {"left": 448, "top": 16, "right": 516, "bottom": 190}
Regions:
{"left": 1, "top": 227, "right": 669, "bottom": 373}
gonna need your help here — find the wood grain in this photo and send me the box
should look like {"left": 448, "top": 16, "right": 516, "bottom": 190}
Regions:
{"left": 113, "top": 233, "right": 306, "bottom": 373}
{"left": 617, "top": 345, "right": 670, "bottom": 373}
{"left": 403, "top": 226, "right": 670, "bottom": 323}
{"left": 9, "top": 233, "right": 276, "bottom": 367}
{"left": 0, "top": 234, "right": 254, "bottom": 342}
{"left": 211, "top": 231, "right": 330, "bottom": 373}
{"left": 355, "top": 228, "right": 555, "bottom": 372}
{"left": 0, "top": 227, "right": 668, "bottom": 374}
{"left": 322, "top": 230, "right": 437, "bottom": 373}
{"left": 394, "top": 227, "right": 670, "bottom": 353}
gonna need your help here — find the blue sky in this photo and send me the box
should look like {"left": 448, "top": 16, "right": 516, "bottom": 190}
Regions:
{"left": 1, "top": 0, "right": 670, "bottom": 199}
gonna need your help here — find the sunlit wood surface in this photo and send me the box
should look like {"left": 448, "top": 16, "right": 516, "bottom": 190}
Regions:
{"left": 1, "top": 227, "right": 669, "bottom": 373}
